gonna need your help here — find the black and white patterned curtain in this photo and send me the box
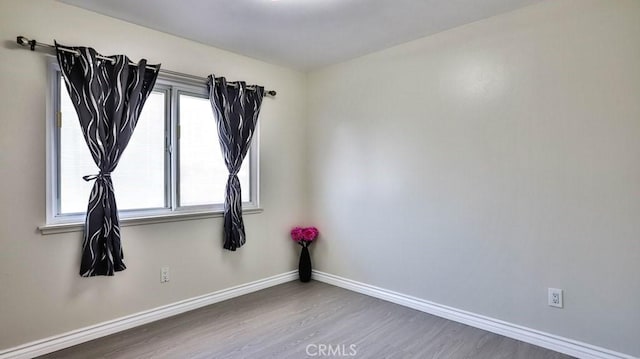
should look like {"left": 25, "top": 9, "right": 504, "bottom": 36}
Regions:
{"left": 56, "top": 43, "right": 160, "bottom": 276}
{"left": 207, "top": 75, "right": 264, "bottom": 251}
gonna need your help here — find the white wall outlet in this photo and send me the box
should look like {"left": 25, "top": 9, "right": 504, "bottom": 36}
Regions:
{"left": 548, "top": 288, "right": 563, "bottom": 308}
{"left": 160, "top": 266, "right": 170, "bottom": 283}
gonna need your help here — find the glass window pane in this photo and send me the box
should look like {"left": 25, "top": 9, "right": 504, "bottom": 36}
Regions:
{"left": 59, "top": 85, "right": 93, "bottom": 214}
{"left": 59, "top": 82, "right": 166, "bottom": 214}
{"left": 179, "top": 94, "right": 250, "bottom": 207}
{"left": 113, "top": 92, "right": 166, "bottom": 210}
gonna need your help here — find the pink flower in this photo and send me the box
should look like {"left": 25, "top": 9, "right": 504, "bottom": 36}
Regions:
{"left": 302, "top": 227, "right": 319, "bottom": 241}
{"left": 290, "top": 227, "right": 303, "bottom": 241}
{"left": 291, "top": 226, "right": 319, "bottom": 244}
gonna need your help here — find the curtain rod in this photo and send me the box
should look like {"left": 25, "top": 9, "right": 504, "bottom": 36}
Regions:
{"left": 15, "top": 36, "right": 276, "bottom": 97}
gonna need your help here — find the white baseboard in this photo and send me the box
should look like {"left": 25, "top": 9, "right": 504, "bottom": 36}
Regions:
{"left": 0, "top": 270, "right": 298, "bottom": 359}
{"left": 2, "top": 269, "right": 634, "bottom": 359}
{"left": 312, "top": 270, "right": 636, "bottom": 359}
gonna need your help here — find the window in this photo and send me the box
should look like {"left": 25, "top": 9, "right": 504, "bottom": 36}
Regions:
{"left": 46, "top": 62, "right": 259, "bottom": 226}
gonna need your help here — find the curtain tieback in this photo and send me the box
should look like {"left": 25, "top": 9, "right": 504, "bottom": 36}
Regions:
{"left": 82, "top": 172, "right": 111, "bottom": 181}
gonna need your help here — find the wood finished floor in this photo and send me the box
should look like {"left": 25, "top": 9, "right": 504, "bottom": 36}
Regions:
{"left": 38, "top": 281, "right": 574, "bottom": 359}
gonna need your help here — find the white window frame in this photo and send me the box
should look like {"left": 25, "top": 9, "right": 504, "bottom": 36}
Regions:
{"left": 41, "top": 59, "right": 261, "bottom": 234}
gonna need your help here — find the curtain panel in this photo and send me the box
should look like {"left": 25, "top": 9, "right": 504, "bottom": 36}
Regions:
{"left": 207, "top": 75, "right": 264, "bottom": 251}
{"left": 56, "top": 43, "right": 160, "bottom": 276}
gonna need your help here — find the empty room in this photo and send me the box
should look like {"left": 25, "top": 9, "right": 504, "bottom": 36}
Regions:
{"left": 0, "top": 0, "right": 638, "bottom": 358}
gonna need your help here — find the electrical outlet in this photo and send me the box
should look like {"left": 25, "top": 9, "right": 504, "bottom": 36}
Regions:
{"left": 160, "top": 267, "right": 170, "bottom": 283}
{"left": 548, "top": 288, "right": 563, "bottom": 308}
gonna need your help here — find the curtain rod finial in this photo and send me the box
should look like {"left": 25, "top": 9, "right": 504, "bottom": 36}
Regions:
{"left": 266, "top": 90, "right": 276, "bottom": 97}
{"left": 16, "top": 36, "right": 36, "bottom": 51}
{"left": 16, "top": 36, "right": 28, "bottom": 46}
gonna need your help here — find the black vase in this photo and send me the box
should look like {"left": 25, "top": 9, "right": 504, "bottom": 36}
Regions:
{"left": 298, "top": 245, "right": 312, "bottom": 282}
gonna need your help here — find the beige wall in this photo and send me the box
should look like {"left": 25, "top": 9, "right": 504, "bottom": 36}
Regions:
{"left": 2, "top": 0, "right": 640, "bottom": 356}
{"left": 307, "top": 0, "right": 640, "bottom": 356}
{"left": 0, "top": 0, "right": 308, "bottom": 350}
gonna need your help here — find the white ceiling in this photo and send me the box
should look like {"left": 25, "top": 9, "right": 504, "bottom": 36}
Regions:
{"left": 58, "top": 0, "right": 543, "bottom": 71}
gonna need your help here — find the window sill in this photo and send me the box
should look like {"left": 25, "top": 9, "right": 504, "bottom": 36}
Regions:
{"left": 38, "top": 208, "right": 264, "bottom": 235}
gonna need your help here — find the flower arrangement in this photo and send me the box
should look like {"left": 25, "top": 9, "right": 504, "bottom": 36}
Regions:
{"left": 291, "top": 226, "right": 319, "bottom": 248}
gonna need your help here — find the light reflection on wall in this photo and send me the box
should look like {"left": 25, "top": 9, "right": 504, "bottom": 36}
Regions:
{"left": 452, "top": 56, "right": 507, "bottom": 100}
